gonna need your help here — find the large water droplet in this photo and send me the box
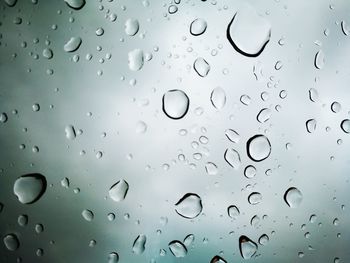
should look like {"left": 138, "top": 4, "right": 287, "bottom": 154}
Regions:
{"left": 210, "top": 87, "right": 226, "bottom": 110}
{"left": 210, "top": 255, "right": 227, "bottom": 263}
{"left": 284, "top": 187, "right": 303, "bottom": 208}
{"left": 190, "top": 18, "right": 207, "bottom": 36}
{"left": 82, "top": 209, "right": 94, "bottom": 221}
{"left": 239, "top": 235, "right": 258, "bottom": 259}
{"left": 168, "top": 240, "right": 187, "bottom": 257}
{"left": 3, "top": 234, "right": 19, "bottom": 251}
{"left": 227, "top": 4, "right": 271, "bottom": 57}
{"left": 175, "top": 193, "right": 202, "bottom": 219}
{"left": 128, "top": 49, "right": 144, "bottom": 71}
{"left": 125, "top": 18, "right": 139, "bottom": 36}
{"left": 162, "top": 90, "right": 189, "bottom": 120}
{"left": 340, "top": 119, "right": 350, "bottom": 133}
{"left": 248, "top": 192, "right": 262, "bottom": 205}
{"left": 227, "top": 205, "right": 240, "bottom": 218}
{"left": 257, "top": 108, "right": 271, "bottom": 123}
{"left": 306, "top": 119, "right": 317, "bottom": 133}
{"left": 246, "top": 135, "right": 271, "bottom": 162}
{"left": 13, "top": 173, "right": 47, "bottom": 204}
{"left": 314, "top": 50, "right": 325, "bottom": 69}
{"left": 64, "top": 0, "right": 85, "bottom": 10}
{"left": 109, "top": 179, "right": 129, "bottom": 202}
{"left": 65, "top": 125, "right": 76, "bottom": 140}
{"left": 132, "top": 234, "right": 146, "bottom": 254}
{"left": 64, "top": 37, "right": 82, "bottom": 52}
{"left": 193, "top": 57, "right": 210, "bottom": 77}
{"left": 224, "top": 148, "right": 241, "bottom": 169}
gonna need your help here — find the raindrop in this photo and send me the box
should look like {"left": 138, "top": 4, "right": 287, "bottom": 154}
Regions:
{"left": 340, "top": 119, "right": 350, "bottom": 133}
{"left": 239, "top": 235, "right": 258, "bottom": 259}
{"left": 331, "top": 102, "right": 341, "bottom": 113}
{"left": 306, "top": 119, "right": 317, "bottom": 133}
{"left": 225, "top": 129, "right": 240, "bottom": 143}
{"left": 248, "top": 192, "right": 262, "bottom": 205}
{"left": 190, "top": 18, "right": 207, "bottom": 36}
{"left": 205, "top": 162, "right": 218, "bottom": 175}
{"left": 4, "top": 0, "right": 17, "bottom": 7}
{"left": 18, "top": 215, "right": 28, "bottom": 227}
{"left": 3, "top": 234, "right": 19, "bottom": 251}
{"left": 210, "top": 255, "right": 227, "bottom": 263}
{"left": 210, "top": 87, "right": 226, "bottom": 110}
{"left": 0, "top": 113, "right": 8, "bottom": 123}
{"left": 244, "top": 165, "right": 257, "bottom": 179}
{"left": 135, "top": 121, "right": 147, "bottom": 134}
{"left": 284, "top": 187, "right": 303, "bottom": 208}
{"left": 341, "top": 20, "right": 349, "bottom": 36}
{"left": 246, "top": 135, "right": 271, "bottom": 162}
{"left": 175, "top": 193, "right": 203, "bottom": 219}
{"left": 258, "top": 234, "right": 269, "bottom": 245}
{"left": 240, "top": 95, "right": 251, "bottom": 105}
{"left": 162, "top": 90, "right": 189, "bottom": 120}
{"left": 227, "top": 4, "right": 271, "bottom": 57}
{"left": 64, "top": 0, "right": 85, "bottom": 10}
{"left": 61, "top": 177, "right": 69, "bottom": 188}
{"left": 125, "top": 19, "right": 139, "bottom": 36}
{"left": 109, "top": 179, "right": 129, "bottom": 202}
{"left": 168, "top": 5, "right": 178, "bottom": 14}
{"left": 64, "top": 37, "right": 82, "bottom": 52}
{"left": 95, "top": 27, "right": 104, "bottom": 36}
{"left": 224, "top": 148, "right": 241, "bottom": 169}
{"left": 193, "top": 57, "right": 210, "bottom": 77}
{"left": 308, "top": 88, "right": 319, "bottom": 102}
{"left": 128, "top": 49, "right": 144, "bottom": 71}
{"left": 42, "top": 48, "right": 53, "bottom": 59}
{"left": 168, "top": 240, "right": 187, "bottom": 257}
{"left": 183, "top": 234, "right": 195, "bottom": 247}
{"left": 314, "top": 50, "right": 325, "bottom": 69}
{"left": 65, "top": 125, "right": 76, "bottom": 140}
{"left": 108, "top": 252, "right": 119, "bottom": 263}
{"left": 257, "top": 108, "right": 271, "bottom": 123}
{"left": 82, "top": 209, "right": 94, "bottom": 221}
{"left": 13, "top": 173, "right": 47, "bottom": 204}
{"left": 227, "top": 205, "right": 240, "bottom": 218}
{"left": 132, "top": 234, "right": 146, "bottom": 254}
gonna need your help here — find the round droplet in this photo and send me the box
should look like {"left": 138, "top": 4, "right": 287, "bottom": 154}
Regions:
{"left": 132, "top": 234, "right": 146, "bottom": 254}
{"left": 108, "top": 252, "right": 119, "bottom": 263}
{"left": 314, "top": 50, "right": 325, "bottom": 69}
{"left": 175, "top": 193, "right": 203, "bottom": 219}
{"left": 82, "top": 209, "right": 94, "bottom": 221}
{"left": 168, "top": 5, "right": 178, "bottom": 14}
{"left": 284, "top": 187, "right": 303, "bottom": 208}
{"left": 331, "top": 102, "right": 341, "bottom": 113}
{"left": 257, "top": 108, "right": 271, "bottom": 123}
{"left": 258, "top": 234, "right": 269, "bottom": 245}
{"left": 227, "top": 4, "right": 271, "bottom": 57}
{"left": 225, "top": 129, "right": 240, "bottom": 143}
{"left": 190, "top": 18, "right": 207, "bottom": 36}
{"left": 13, "top": 173, "right": 47, "bottom": 204}
{"left": 128, "top": 49, "right": 144, "bottom": 71}
{"left": 64, "top": 0, "right": 85, "bottom": 10}
{"left": 135, "top": 121, "right": 147, "bottom": 134}
{"left": 42, "top": 48, "right": 53, "bottom": 59}
{"left": 306, "top": 119, "right": 317, "bottom": 133}
{"left": 227, "top": 205, "right": 240, "bottom": 218}
{"left": 65, "top": 125, "right": 76, "bottom": 140}
{"left": 340, "top": 119, "right": 350, "bottom": 133}
{"left": 248, "top": 192, "right": 262, "bottom": 205}
{"left": 3, "top": 234, "right": 19, "bottom": 251}
{"left": 18, "top": 215, "right": 28, "bottom": 227}
{"left": 193, "top": 57, "right": 210, "bottom": 77}
{"left": 125, "top": 19, "right": 139, "bottom": 36}
{"left": 35, "top": 223, "right": 44, "bottom": 233}
{"left": 244, "top": 165, "right": 256, "bottom": 179}
{"left": 224, "top": 148, "right": 241, "bottom": 169}
{"left": 239, "top": 235, "right": 258, "bottom": 259}
{"left": 168, "top": 240, "right": 187, "bottom": 257}
{"left": 211, "top": 87, "right": 226, "bottom": 110}
{"left": 246, "top": 135, "right": 271, "bottom": 162}
{"left": 162, "top": 90, "right": 189, "bottom": 120}
{"left": 95, "top": 27, "right": 104, "bottom": 36}
{"left": 32, "top": 103, "right": 40, "bottom": 112}
{"left": 0, "top": 113, "right": 8, "bottom": 123}
{"left": 64, "top": 37, "right": 82, "bottom": 52}
{"left": 109, "top": 179, "right": 129, "bottom": 202}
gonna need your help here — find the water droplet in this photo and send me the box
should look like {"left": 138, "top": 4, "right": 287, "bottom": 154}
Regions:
{"left": 18, "top": 214, "right": 28, "bottom": 227}
{"left": 132, "top": 234, "right": 146, "bottom": 254}
{"left": 65, "top": 125, "right": 76, "bottom": 140}
{"left": 135, "top": 121, "right": 147, "bottom": 134}
{"left": 257, "top": 108, "right": 271, "bottom": 123}
{"left": 258, "top": 234, "right": 269, "bottom": 245}
{"left": 227, "top": 4, "right": 271, "bottom": 57}
{"left": 250, "top": 215, "right": 260, "bottom": 227}
{"left": 240, "top": 95, "right": 251, "bottom": 105}
{"left": 210, "top": 87, "right": 226, "bottom": 110}
{"left": 205, "top": 162, "right": 218, "bottom": 175}
{"left": 0, "top": 113, "right": 8, "bottom": 123}
{"left": 306, "top": 119, "right": 317, "bottom": 133}
{"left": 340, "top": 119, "right": 350, "bottom": 133}
{"left": 248, "top": 192, "right": 262, "bottom": 205}
{"left": 95, "top": 27, "right": 104, "bottom": 36}
{"left": 246, "top": 135, "right": 271, "bottom": 162}
{"left": 193, "top": 57, "right": 210, "bottom": 77}
{"left": 341, "top": 20, "right": 349, "bottom": 36}
{"left": 190, "top": 18, "right": 207, "bottom": 36}
{"left": 284, "top": 187, "right": 303, "bottom": 208}
{"left": 244, "top": 165, "right": 256, "bottom": 179}
{"left": 3, "top": 234, "right": 19, "bottom": 251}
{"left": 42, "top": 48, "right": 53, "bottom": 59}
{"left": 227, "top": 205, "right": 240, "bottom": 218}
{"left": 331, "top": 102, "right": 341, "bottom": 113}
{"left": 61, "top": 177, "right": 69, "bottom": 188}
{"left": 168, "top": 240, "right": 187, "bottom": 257}
{"left": 108, "top": 252, "right": 119, "bottom": 263}
{"left": 175, "top": 193, "right": 203, "bottom": 219}
{"left": 13, "top": 173, "right": 47, "bottom": 204}
{"left": 162, "top": 90, "right": 189, "bottom": 120}
{"left": 109, "top": 179, "right": 129, "bottom": 202}
{"left": 64, "top": 0, "right": 85, "bottom": 10}
{"left": 224, "top": 148, "right": 241, "bottom": 169}
{"left": 314, "top": 50, "right": 325, "bottom": 69}
{"left": 168, "top": 5, "right": 178, "bottom": 14}
{"left": 210, "top": 255, "right": 227, "bottom": 263}
{"left": 239, "top": 235, "right": 258, "bottom": 259}
{"left": 125, "top": 19, "right": 139, "bottom": 36}
{"left": 64, "top": 37, "right": 82, "bottom": 52}
{"left": 4, "top": 0, "right": 17, "bottom": 7}
{"left": 225, "top": 129, "right": 240, "bottom": 143}
{"left": 32, "top": 103, "right": 40, "bottom": 112}
{"left": 82, "top": 209, "right": 94, "bottom": 221}
{"left": 308, "top": 88, "right": 319, "bottom": 102}
{"left": 35, "top": 223, "right": 44, "bottom": 233}
{"left": 183, "top": 234, "right": 195, "bottom": 247}
{"left": 128, "top": 49, "right": 144, "bottom": 71}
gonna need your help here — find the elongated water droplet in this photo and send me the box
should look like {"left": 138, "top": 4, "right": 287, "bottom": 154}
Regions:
{"left": 248, "top": 192, "right": 262, "bottom": 205}
{"left": 227, "top": 205, "right": 240, "bottom": 218}
{"left": 125, "top": 19, "right": 139, "bottom": 36}
{"left": 211, "top": 87, "right": 226, "bottom": 110}
{"left": 132, "top": 234, "right": 146, "bottom": 254}
{"left": 13, "top": 173, "right": 47, "bottom": 204}
{"left": 227, "top": 4, "right": 271, "bottom": 57}
{"left": 308, "top": 88, "right": 319, "bottom": 102}
{"left": 340, "top": 119, "right": 350, "bottom": 133}
{"left": 284, "top": 187, "right": 303, "bottom": 208}
{"left": 224, "top": 148, "right": 241, "bottom": 169}
{"left": 183, "top": 234, "right": 195, "bottom": 247}
{"left": 210, "top": 255, "right": 227, "bottom": 263}
{"left": 109, "top": 179, "right": 129, "bottom": 202}
{"left": 168, "top": 240, "right": 187, "bottom": 257}
{"left": 314, "top": 50, "right": 325, "bottom": 69}
{"left": 225, "top": 129, "right": 240, "bottom": 143}
{"left": 82, "top": 209, "right": 94, "bottom": 221}
{"left": 306, "top": 119, "right": 317, "bottom": 133}
{"left": 64, "top": 0, "right": 85, "bottom": 10}
{"left": 258, "top": 234, "right": 269, "bottom": 245}
{"left": 175, "top": 193, "right": 202, "bottom": 219}
{"left": 3, "top": 234, "right": 19, "bottom": 251}
{"left": 128, "top": 49, "right": 144, "bottom": 71}
{"left": 65, "top": 125, "right": 76, "bottom": 140}
{"left": 239, "top": 235, "right": 258, "bottom": 259}
{"left": 246, "top": 135, "right": 271, "bottom": 162}
{"left": 108, "top": 252, "right": 119, "bottom": 263}
{"left": 341, "top": 20, "right": 350, "bottom": 36}
{"left": 64, "top": 37, "right": 82, "bottom": 52}
{"left": 193, "top": 57, "right": 210, "bottom": 77}
{"left": 162, "top": 90, "right": 189, "bottom": 120}
{"left": 257, "top": 108, "right": 271, "bottom": 123}
{"left": 190, "top": 18, "right": 207, "bottom": 36}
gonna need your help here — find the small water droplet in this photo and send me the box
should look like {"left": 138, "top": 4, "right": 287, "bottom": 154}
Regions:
{"left": 183, "top": 234, "right": 195, "bottom": 247}
{"left": 331, "top": 102, "right": 341, "bottom": 113}
{"left": 257, "top": 108, "right": 271, "bottom": 123}
{"left": 258, "top": 234, "right": 269, "bottom": 245}
{"left": 248, "top": 192, "right": 262, "bottom": 205}
{"left": 308, "top": 88, "right": 319, "bottom": 102}
{"left": 340, "top": 119, "right": 350, "bottom": 133}
{"left": 190, "top": 18, "right": 207, "bottom": 36}
{"left": 162, "top": 90, "right": 189, "bottom": 120}
{"left": 128, "top": 49, "right": 144, "bottom": 71}
{"left": 18, "top": 214, "right": 28, "bottom": 227}
{"left": 193, "top": 57, "right": 210, "bottom": 77}
{"left": 109, "top": 179, "right": 129, "bottom": 202}
{"left": 244, "top": 165, "right": 256, "bottom": 179}
{"left": 132, "top": 234, "right": 146, "bottom": 254}
{"left": 65, "top": 125, "right": 76, "bottom": 140}
{"left": 306, "top": 119, "right": 317, "bottom": 133}
{"left": 314, "top": 50, "right": 325, "bottom": 69}
{"left": 175, "top": 193, "right": 203, "bottom": 219}
{"left": 210, "top": 87, "right": 226, "bottom": 110}
{"left": 240, "top": 95, "right": 251, "bottom": 105}
{"left": 227, "top": 205, "right": 240, "bottom": 218}
{"left": 168, "top": 240, "right": 187, "bottom": 257}
{"left": 82, "top": 209, "right": 94, "bottom": 221}
{"left": 205, "top": 162, "right": 218, "bottom": 175}
{"left": 225, "top": 129, "right": 240, "bottom": 143}
{"left": 284, "top": 187, "right": 303, "bottom": 208}
{"left": 210, "top": 255, "right": 227, "bottom": 263}
{"left": 224, "top": 148, "right": 241, "bottom": 169}
{"left": 64, "top": 37, "right": 82, "bottom": 52}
